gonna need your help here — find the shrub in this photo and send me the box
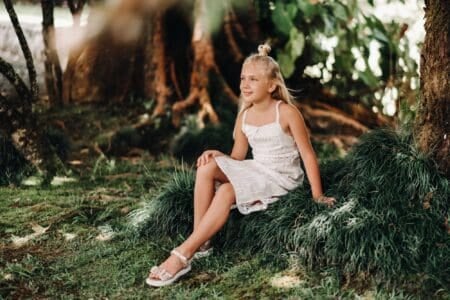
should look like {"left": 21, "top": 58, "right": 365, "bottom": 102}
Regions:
{"left": 130, "top": 129, "right": 449, "bottom": 288}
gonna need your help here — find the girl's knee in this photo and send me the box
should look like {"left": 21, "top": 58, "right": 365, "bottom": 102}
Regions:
{"left": 196, "top": 159, "right": 218, "bottom": 178}
{"left": 216, "top": 183, "right": 235, "bottom": 205}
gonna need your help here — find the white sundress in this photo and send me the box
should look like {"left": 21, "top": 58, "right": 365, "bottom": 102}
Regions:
{"left": 215, "top": 101, "right": 304, "bottom": 214}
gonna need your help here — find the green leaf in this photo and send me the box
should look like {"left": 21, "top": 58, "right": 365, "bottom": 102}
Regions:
{"left": 332, "top": 2, "right": 348, "bottom": 22}
{"left": 321, "top": 13, "right": 335, "bottom": 35}
{"left": 271, "top": 1, "right": 293, "bottom": 36}
{"left": 358, "top": 69, "right": 378, "bottom": 88}
{"left": 373, "top": 28, "right": 390, "bottom": 43}
{"left": 286, "top": 2, "right": 298, "bottom": 20}
{"left": 289, "top": 27, "right": 305, "bottom": 58}
{"left": 297, "top": 0, "right": 317, "bottom": 20}
{"left": 277, "top": 52, "right": 295, "bottom": 78}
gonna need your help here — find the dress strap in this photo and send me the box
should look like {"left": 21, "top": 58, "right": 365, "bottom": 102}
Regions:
{"left": 276, "top": 101, "right": 282, "bottom": 123}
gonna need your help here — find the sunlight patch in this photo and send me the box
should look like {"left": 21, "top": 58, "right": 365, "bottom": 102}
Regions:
{"left": 21, "top": 176, "right": 78, "bottom": 186}
{"left": 270, "top": 274, "right": 303, "bottom": 289}
{"left": 21, "top": 176, "right": 41, "bottom": 186}
{"left": 11, "top": 223, "right": 49, "bottom": 248}
{"left": 95, "top": 225, "right": 115, "bottom": 241}
{"left": 59, "top": 231, "right": 77, "bottom": 241}
{"left": 51, "top": 176, "right": 78, "bottom": 186}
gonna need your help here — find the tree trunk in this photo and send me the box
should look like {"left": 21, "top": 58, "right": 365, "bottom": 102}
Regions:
{"left": 3, "top": 0, "right": 38, "bottom": 101}
{"left": 171, "top": 0, "right": 238, "bottom": 127}
{"left": 41, "top": 0, "right": 63, "bottom": 105}
{"left": 62, "top": 0, "right": 86, "bottom": 104}
{"left": 148, "top": 11, "right": 170, "bottom": 117}
{"left": 415, "top": 0, "right": 450, "bottom": 177}
{"left": 1, "top": 1, "right": 63, "bottom": 184}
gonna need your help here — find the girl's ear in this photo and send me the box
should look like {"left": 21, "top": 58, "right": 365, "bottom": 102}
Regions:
{"left": 268, "top": 82, "right": 277, "bottom": 93}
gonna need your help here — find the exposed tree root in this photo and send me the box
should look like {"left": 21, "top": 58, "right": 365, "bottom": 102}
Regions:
{"left": 150, "top": 12, "right": 171, "bottom": 117}
{"left": 298, "top": 102, "right": 368, "bottom": 136}
{"left": 171, "top": 0, "right": 238, "bottom": 127}
{"left": 224, "top": 5, "right": 244, "bottom": 63}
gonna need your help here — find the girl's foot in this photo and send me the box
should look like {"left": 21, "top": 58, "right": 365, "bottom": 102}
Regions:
{"left": 146, "top": 249, "right": 191, "bottom": 287}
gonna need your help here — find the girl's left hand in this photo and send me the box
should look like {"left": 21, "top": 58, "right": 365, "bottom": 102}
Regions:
{"left": 314, "top": 195, "right": 336, "bottom": 208}
{"left": 196, "top": 150, "right": 224, "bottom": 167}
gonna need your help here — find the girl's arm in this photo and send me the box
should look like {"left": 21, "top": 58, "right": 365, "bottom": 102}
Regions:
{"left": 282, "top": 104, "right": 335, "bottom": 206}
{"left": 197, "top": 113, "right": 248, "bottom": 167}
{"left": 229, "top": 112, "right": 249, "bottom": 160}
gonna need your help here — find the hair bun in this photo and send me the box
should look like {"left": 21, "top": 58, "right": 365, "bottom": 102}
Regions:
{"left": 257, "top": 44, "right": 271, "bottom": 56}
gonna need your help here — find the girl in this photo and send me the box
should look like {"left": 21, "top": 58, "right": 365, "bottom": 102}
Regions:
{"left": 146, "top": 44, "right": 336, "bottom": 287}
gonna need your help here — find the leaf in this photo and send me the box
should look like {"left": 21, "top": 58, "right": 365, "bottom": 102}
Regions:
{"left": 271, "top": 1, "right": 293, "bottom": 36}
{"left": 286, "top": 2, "right": 298, "bottom": 20}
{"left": 332, "top": 2, "right": 348, "bottom": 22}
{"left": 358, "top": 69, "right": 378, "bottom": 88}
{"left": 373, "top": 28, "right": 390, "bottom": 43}
{"left": 321, "top": 12, "right": 335, "bottom": 35}
{"left": 297, "top": 0, "right": 318, "bottom": 20}
{"left": 277, "top": 52, "right": 296, "bottom": 78}
{"left": 289, "top": 27, "right": 305, "bottom": 58}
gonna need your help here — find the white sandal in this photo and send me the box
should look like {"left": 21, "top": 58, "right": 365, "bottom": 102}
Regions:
{"left": 145, "top": 249, "right": 192, "bottom": 287}
{"left": 193, "top": 241, "right": 213, "bottom": 259}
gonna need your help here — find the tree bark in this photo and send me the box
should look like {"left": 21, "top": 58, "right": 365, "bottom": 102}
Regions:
{"left": 415, "top": 0, "right": 450, "bottom": 177}
{"left": 62, "top": 0, "right": 86, "bottom": 104}
{"left": 149, "top": 12, "right": 171, "bottom": 117}
{"left": 171, "top": 0, "right": 238, "bottom": 127}
{"left": 0, "top": 59, "right": 60, "bottom": 184}
{"left": 41, "top": 0, "right": 63, "bottom": 105}
{"left": 1, "top": 1, "right": 63, "bottom": 184}
{"left": 3, "top": 0, "right": 39, "bottom": 101}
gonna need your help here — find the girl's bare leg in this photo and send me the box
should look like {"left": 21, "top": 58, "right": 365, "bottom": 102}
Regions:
{"left": 149, "top": 183, "right": 235, "bottom": 279}
{"left": 193, "top": 160, "right": 228, "bottom": 231}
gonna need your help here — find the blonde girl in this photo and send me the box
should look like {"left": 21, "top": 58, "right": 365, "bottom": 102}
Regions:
{"left": 146, "top": 44, "right": 336, "bottom": 287}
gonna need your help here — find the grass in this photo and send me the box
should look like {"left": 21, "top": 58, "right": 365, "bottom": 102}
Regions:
{"left": 0, "top": 130, "right": 449, "bottom": 299}
{"left": 132, "top": 129, "right": 450, "bottom": 298}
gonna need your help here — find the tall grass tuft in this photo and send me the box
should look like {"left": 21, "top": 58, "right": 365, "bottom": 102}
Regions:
{"left": 129, "top": 166, "right": 195, "bottom": 239}
{"left": 131, "top": 129, "right": 449, "bottom": 288}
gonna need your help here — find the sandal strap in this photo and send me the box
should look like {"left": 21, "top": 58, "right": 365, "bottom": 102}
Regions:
{"left": 170, "top": 249, "right": 189, "bottom": 266}
{"left": 150, "top": 266, "right": 173, "bottom": 281}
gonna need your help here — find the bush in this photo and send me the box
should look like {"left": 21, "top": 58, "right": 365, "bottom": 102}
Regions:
{"left": 170, "top": 120, "right": 234, "bottom": 164}
{"left": 130, "top": 129, "right": 449, "bottom": 289}
{"left": 0, "top": 128, "right": 71, "bottom": 186}
{"left": 0, "top": 135, "right": 32, "bottom": 185}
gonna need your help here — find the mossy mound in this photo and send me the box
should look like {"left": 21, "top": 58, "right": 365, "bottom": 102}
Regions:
{"left": 130, "top": 129, "right": 449, "bottom": 288}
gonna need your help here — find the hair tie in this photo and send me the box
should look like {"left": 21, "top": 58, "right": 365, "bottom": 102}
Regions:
{"left": 257, "top": 44, "right": 271, "bottom": 56}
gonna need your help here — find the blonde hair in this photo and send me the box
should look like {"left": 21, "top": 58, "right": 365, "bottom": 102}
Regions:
{"left": 239, "top": 43, "right": 294, "bottom": 113}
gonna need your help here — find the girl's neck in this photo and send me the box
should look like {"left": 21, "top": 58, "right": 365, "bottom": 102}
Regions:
{"left": 251, "top": 98, "right": 276, "bottom": 112}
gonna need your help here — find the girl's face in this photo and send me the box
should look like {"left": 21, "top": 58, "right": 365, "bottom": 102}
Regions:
{"left": 240, "top": 62, "right": 275, "bottom": 104}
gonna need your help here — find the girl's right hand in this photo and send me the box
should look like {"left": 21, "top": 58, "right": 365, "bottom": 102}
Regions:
{"left": 314, "top": 195, "right": 336, "bottom": 208}
{"left": 196, "top": 150, "right": 224, "bottom": 167}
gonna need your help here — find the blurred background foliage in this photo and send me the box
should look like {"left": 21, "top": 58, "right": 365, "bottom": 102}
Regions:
{"left": 0, "top": 0, "right": 424, "bottom": 179}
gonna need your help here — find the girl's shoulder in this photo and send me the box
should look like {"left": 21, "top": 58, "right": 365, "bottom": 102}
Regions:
{"left": 278, "top": 101, "right": 302, "bottom": 118}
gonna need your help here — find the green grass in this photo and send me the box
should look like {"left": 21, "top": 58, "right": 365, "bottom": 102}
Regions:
{"left": 1, "top": 130, "right": 449, "bottom": 299}
{"left": 132, "top": 129, "right": 450, "bottom": 298}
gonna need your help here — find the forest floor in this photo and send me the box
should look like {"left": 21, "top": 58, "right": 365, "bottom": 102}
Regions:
{"left": 0, "top": 104, "right": 444, "bottom": 299}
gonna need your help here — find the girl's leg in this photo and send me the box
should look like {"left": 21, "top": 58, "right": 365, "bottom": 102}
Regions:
{"left": 193, "top": 160, "right": 228, "bottom": 231}
{"left": 149, "top": 183, "right": 235, "bottom": 279}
